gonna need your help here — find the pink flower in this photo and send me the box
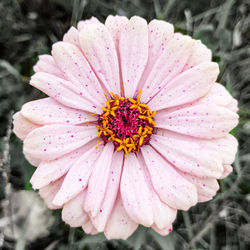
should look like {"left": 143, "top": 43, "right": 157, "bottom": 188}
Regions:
{"left": 13, "top": 16, "right": 239, "bottom": 239}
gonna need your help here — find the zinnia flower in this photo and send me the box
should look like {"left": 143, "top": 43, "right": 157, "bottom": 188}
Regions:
{"left": 13, "top": 15, "right": 239, "bottom": 239}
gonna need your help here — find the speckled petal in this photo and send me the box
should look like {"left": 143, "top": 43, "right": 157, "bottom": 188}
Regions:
{"left": 52, "top": 41, "right": 106, "bottom": 107}
{"left": 148, "top": 62, "right": 219, "bottom": 110}
{"left": 141, "top": 33, "right": 194, "bottom": 103}
{"left": 23, "top": 124, "right": 97, "bottom": 161}
{"left": 104, "top": 194, "right": 138, "bottom": 240}
{"left": 90, "top": 151, "right": 123, "bottom": 232}
{"left": 150, "top": 132, "right": 224, "bottom": 178}
{"left": 79, "top": 23, "right": 120, "bottom": 95}
{"left": 39, "top": 176, "right": 65, "bottom": 210}
{"left": 137, "top": 19, "right": 174, "bottom": 92}
{"left": 30, "top": 72, "right": 101, "bottom": 113}
{"left": 220, "top": 165, "right": 233, "bottom": 179}
{"left": 120, "top": 153, "right": 154, "bottom": 226}
{"left": 77, "top": 17, "right": 100, "bottom": 31}
{"left": 33, "top": 55, "right": 63, "bottom": 77}
{"left": 21, "top": 97, "right": 96, "bottom": 125}
{"left": 152, "top": 225, "right": 173, "bottom": 236}
{"left": 63, "top": 26, "right": 80, "bottom": 48}
{"left": 13, "top": 112, "right": 40, "bottom": 140}
{"left": 197, "top": 83, "right": 235, "bottom": 107}
{"left": 30, "top": 140, "right": 98, "bottom": 189}
{"left": 154, "top": 104, "right": 238, "bottom": 139}
{"left": 141, "top": 146, "right": 198, "bottom": 210}
{"left": 183, "top": 39, "right": 212, "bottom": 71}
{"left": 62, "top": 191, "right": 88, "bottom": 227}
{"left": 119, "top": 16, "right": 148, "bottom": 98}
{"left": 105, "top": 15, "right": 129, "bottom": 51}
{"left": 207, "top": 134, "right": 238, "bottom": 164}
{"left": 82, "top": 219, "right": 98, "bottom": 235}
{"left": 180, "top": 173, "right": 219, "bottom": 202}
{"left": 84, "top": 143, "right": 114, "bottom": 217}
{"left": 52, "top": 144, "right": 102, "bottom": 206}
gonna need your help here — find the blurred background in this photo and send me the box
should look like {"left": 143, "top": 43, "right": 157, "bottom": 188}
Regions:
{"left": 0, "top": 0, "right": 250, "bottom": 249}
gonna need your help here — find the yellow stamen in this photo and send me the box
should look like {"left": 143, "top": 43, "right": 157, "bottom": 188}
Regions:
{"left": 96, "top": 89, "right": 157, "bottom": 155}
{"left": 95, "top": 140, "right": 102, "bottom": 149}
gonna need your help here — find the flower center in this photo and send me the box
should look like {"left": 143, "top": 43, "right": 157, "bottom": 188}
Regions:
{"left": 96, "top": 90, "right": 156, "bottom": 155}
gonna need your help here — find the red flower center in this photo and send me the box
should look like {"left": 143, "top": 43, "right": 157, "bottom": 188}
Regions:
{"left": 96, "top": 90, "right": 156, "bottom": 154}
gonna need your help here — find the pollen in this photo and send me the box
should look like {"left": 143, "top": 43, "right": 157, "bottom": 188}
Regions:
{"left": 96, "top": 89, "right": 156, "bottom": 155}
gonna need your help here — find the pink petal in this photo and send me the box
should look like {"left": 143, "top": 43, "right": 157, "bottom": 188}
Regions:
{"left": 105, "top": 15, "right": 129, "bottom": 51}
{"left": 150, "top": 132, "right": 224, "bottom": 178}
{"left": 151, "top": 193, "right": 177, "bottom": 230}
{"left": 82, "top": 219, "right": 98, "bottom": 235}
{"left": 197, "top": 83, "right": 234, "bottom": 107}
{"left": 90, "top": 151, "right": 123, "bottom": 231}
{"left": 30, "top": 72, "right": 100, "bottom": 113}
{"left": 137, "top": 152, "right": 177, "bottom": 228}
{"left": 13, "top": 112, "right": 40, "bottom": 140}
{"left": 180, "top": 173, "right": 219, "bottom": 202}
{"left": 52, "top": 42, "right": 106, "bottom": 107}
{"left": 77, "top": 17, "right": 100, "bottom": 31}
{"left": 52, "top": 144, "right": 102, "bottom": 206}
{"left": 140, "top": 33, "right": 194, "bottom": 103}
{"left": 79, "top": 23, "right": 120, "bottom": 95}
{"left": 30, "top": 139, "right": 99, "bottom": 189}
{"left": 183, "top": 40, "right": 212, "bottom": 71}
{"left": 23, "top": 124, "right": 97, "bottom": 161}
{"left": 21, "top": 97, "right": 96, "bottom": 125}
{"left": 104, "top": 194, "right": 138, "bottom": 240}
{"left": 207, "top": 134, "right": 238, "bottom": 164}
{"left": 25, "top": 153, "right": 41, "bottom": 167}
{"left": 63, "top": 26, "right": 80, "bottom": 48}
{"left": 33, "top": 55, "right": 63, "bottom": 77}
{"left": 220, "top": 165, "right": 233, "bottom": 179}
{"left": 155, "top": 104, "right": 238, "bottom": 139}
{"left": 119, "top": 16, "right": 148, "bottom": 98}
{"left": 148, "top": 62, "right": 219, "bottom": 110}
{"left": 84, "top": 143, "right": 115, "bottom": 217}
{"left": 137, "top": 19, "right": 174, "bottom": 92}
{"left": 227, "top": 98, "right": 238, "bottom": 113}
{"left": 39, "top": 176, "right": 64, "bottom": 210}
{"left": 141, "top": 146, "right": 197, "bottom": 210}
{"left": 120, "top": 153, "right": 154, "bottom": 226}
{"left": 62, "top": 191, "right": 88, "bottom": 227}
{"left": 152, "top": 225, "right": 173, "bottom": 236}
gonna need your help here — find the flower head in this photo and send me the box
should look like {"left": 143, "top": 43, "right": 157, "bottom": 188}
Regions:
{"left": 13, "top": 15, "right": 239, "bottom": 239}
